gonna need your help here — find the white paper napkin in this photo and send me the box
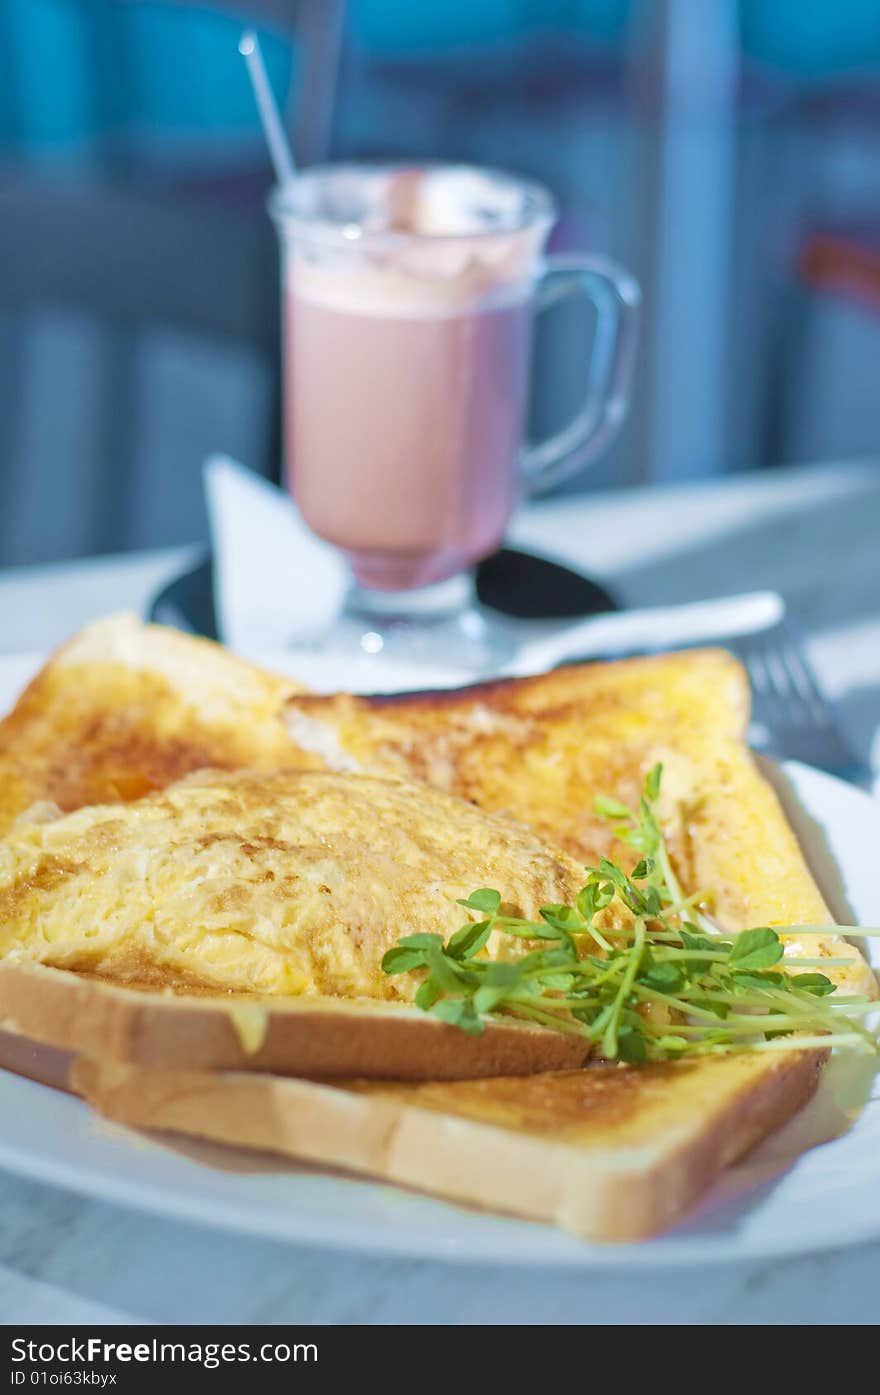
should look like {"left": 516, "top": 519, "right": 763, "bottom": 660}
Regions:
{"left": 204, "top": 455, "right": 346, "bottom": 651}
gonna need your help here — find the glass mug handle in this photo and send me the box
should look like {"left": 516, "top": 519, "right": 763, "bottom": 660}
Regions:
{"left": 521, "top": 254, "right": 641, "bottom": 495}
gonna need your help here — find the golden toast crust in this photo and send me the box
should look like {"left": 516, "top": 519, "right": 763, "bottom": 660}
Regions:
{"left": 0, "top": 614, "right": 314, "bottom": 832}
{"left": 0, "top": 961, "right": 588, "bottom": 1080}
{"left": 70, "top": 1049, "right": 827, "bottom": 1243}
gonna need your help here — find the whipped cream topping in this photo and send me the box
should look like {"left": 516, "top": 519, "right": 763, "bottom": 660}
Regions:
{"left": 276, "top": 166, "right": 550, "bottom": 317}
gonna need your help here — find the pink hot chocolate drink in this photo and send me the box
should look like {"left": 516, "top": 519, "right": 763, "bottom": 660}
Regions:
{"left": 287, "top": 288, "right": 531, "bottom": 590}
{"left": 271, "top": 164, "right": 639, "bottom": 605}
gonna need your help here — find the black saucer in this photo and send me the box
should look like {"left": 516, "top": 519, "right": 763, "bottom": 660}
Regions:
{"left": 149, "top": 548, "right": 617, "bottom": 640}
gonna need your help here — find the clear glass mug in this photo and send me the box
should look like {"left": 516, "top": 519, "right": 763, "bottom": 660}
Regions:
{"left": 270, "top": 164, "right": 640, "bottom": 668}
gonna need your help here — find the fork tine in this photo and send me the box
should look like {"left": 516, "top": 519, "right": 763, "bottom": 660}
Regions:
{"left": 778, "top": 633, "right": 829, "bottom": 722}
{"left": 763, "top": 641, "right": 803, "bottom": 723}
{"left": 731, "top": 623, "right": 868, "bottom": 782}
{"left": 737, "top": 632, "right": 786, "bottom": 725}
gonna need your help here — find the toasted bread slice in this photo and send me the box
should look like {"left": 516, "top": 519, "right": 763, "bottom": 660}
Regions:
{"left": 0, "top": 1026, "right": 74, "bottom": 1091}
{"left": 0, "top": 962, "right": 585, "bottom": 1080}
{"left": 70, "top": 1049, "right": 827, "bottom": 1243}
{"left": 0, "top": 613, "right": 311, "bottom": 832}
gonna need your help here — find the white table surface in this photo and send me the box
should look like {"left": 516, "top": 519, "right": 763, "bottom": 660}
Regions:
{"left": 0, "top": 458, "right": 878, "bottom": 1325}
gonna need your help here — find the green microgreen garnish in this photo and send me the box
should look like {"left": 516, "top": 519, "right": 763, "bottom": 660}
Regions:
{"left": 381, "top": 763, "right": 880, "bottom": 1063}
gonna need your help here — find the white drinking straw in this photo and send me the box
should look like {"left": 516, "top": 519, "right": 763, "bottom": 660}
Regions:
{"left": 239, "top": 29, "right": 297, "bottom": 186}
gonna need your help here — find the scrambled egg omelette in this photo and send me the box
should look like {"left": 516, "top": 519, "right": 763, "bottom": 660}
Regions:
{"left": 0, "top": 769, "right": 586, "bottom": 1000}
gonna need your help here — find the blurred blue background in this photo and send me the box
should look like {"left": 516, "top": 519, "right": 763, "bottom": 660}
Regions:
{"left": 2, "top": 0, "right": 880, "bottom": 566}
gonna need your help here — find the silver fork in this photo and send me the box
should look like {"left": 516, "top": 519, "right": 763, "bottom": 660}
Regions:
{"left": 731, "top": 622, "right": 872, "bottom": 787}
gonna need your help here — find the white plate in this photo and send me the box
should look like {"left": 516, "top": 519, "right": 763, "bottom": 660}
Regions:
{"left": 0, "top": 649, "right": 878, "bottom": 1269}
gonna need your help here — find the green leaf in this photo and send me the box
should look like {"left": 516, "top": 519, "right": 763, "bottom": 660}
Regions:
{"left": 570, "top": 1002, "right": 601, "bottom": 1026}
{"left": 731, "top": 970, "right": 785, "bottom": 991}
{"left": 493, "top": 917, "right": 544, "bottom": 938}
{"left": 598, "top": 858, "right": 626, "bottom": 887}
{"left": 586, "top": 881, "right": 615, "bottom": 910}
{"left": 789, "top": 973, "right": 836, "bottom": 997}
{"left": 540, "top": 973, "right": 575, "bottom": 991}
{"left": 396, "top": 933, "right": 445, "bottom": 950}
{"left": 640, "top": 961, "right": 684, "bottom": 993}
{"left": 503, "top": 920, "right": 565, "bottom": 943}
{"left": 456, "top": 888, "right": 501, "bottom": 915}
{"left": 431, "top": 998, "right": 484, "bottom": 1036}
{"left": 619, "top": 826, "right": 651, "bottom": 852}
{"left": 537, "top": 906, "right": 579, "bottom": 951}
{"left": 640, "top": 886, "right": 663, "bottom": 917}
{"left": 482, "top": 960, "right": 525, "bottom": 990}
{"left": 645, "top": 763, "right": 663, "bottom": 802}
{"left": 619, "top": 881, "right": 651, "bottom": 916}
{"left": 518, "top": 946, "right": 574, "bottom": 972}
{"left": 682, "top": 924, "right": 722, "bottom": 948}
{"left": 511, "top": 978, "right": 543, "bottom": 999}
{"left": 381, "top": 946, "right": 428, "bottom": 975}
{"left": 616, "top": 1026, "right": 647, "bottom": 1064}
{"left": 630, "top": 858, "right": 654, "bottom": 881}
{"left": 424, "top": 944, "right": 470, "bottom": 993}
{"left": 473, "top": 984, "right": 510, "bottom": 1014}
{"left": 679, "top": 926, "right": 718, "bottom": 973}
{"left": 576, "top": 885, "right": 598, "bottom": 922}
{"left": 638, "top": 798, "right": 662, "bottom": 847}
{"left": 540, "top": 904, "right": 581, "bottom": 931}
{"left": 593, "top": 794, "right": 633, "bottom": 822}
{"left": 415, "top": 979, "right": 442, "bottom": 1010}
{"left": 728, "top": 926, "right": 783, "bottom": 971}
{"left": 446, "top": 919, "right": 493, "bottom": 961}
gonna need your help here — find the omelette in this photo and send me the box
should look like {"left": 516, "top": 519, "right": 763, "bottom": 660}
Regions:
{"left": 0, "top": 769, "right": 586, "bottom": 1000}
